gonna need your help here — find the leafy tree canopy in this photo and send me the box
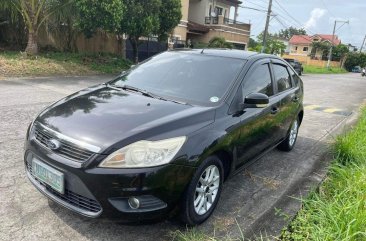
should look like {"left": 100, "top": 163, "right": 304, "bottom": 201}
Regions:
{"left": 208, "top": 37, "right": 233, "bottom": 49}
{"left": 158, "top": 0, "right": 182, "bottom": 41}
{"left": 276, "top": 27, "right": 307, "bottom": 40}
{"left": 75, "top": 0, "right": 124, "bottom": 37}
{"left": 257, "top": 32, "right": 286, "bottom": 55}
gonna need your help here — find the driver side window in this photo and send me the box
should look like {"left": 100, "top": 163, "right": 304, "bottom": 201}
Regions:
{"left": 242, "top": 63, "right": 273, "bottom": 98}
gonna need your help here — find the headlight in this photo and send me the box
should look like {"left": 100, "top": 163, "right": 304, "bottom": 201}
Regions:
{"left": 99, "top": 136, "right": 186, "bottom": 168}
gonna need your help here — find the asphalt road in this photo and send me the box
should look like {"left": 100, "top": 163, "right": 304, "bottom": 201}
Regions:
{"left": 1, "top": 73, "right": 365, "bottom": 241}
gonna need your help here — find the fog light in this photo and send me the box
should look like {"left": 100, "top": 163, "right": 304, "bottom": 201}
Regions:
{"left": 128, "top": 197, "right": 140, "bottom": 209}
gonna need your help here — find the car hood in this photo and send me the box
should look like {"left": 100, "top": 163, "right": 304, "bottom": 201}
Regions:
{"left": 36, "top": 85, "right": 215, "bottom": 153}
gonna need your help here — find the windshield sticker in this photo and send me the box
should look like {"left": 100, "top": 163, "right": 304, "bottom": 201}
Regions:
{"left": 210, "top": 96, "right": 220, "bottom": 103}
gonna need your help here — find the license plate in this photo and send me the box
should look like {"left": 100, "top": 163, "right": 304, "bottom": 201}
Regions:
{"left": 32, "top": 159, "right": 64, "bottom": 194}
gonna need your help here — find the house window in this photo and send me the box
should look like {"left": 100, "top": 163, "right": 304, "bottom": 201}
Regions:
{"left": 295, "top": 46, "right": 298, "bottom": 51}
{"left": 215, "top": 7, "right": 223, "bottom": 16}
{"left": 303, "top": 47, "right": 308, "bottom": 52}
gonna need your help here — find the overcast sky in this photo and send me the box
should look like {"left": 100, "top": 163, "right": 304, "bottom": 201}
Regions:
{"left": 234, "top": 0, "right": 366, "bottom": 48}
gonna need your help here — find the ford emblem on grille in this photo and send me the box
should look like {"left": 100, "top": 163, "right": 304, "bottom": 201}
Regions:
{"left": 47, "top": 139, "right": 61, "bottom": 150}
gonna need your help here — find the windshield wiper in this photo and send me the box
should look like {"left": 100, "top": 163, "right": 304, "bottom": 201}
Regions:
{"left": 109, "top": 84, "right": 188, "bottom": 105}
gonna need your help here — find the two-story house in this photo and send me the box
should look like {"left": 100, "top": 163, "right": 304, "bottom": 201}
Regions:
{"left": 173, "top": 0, "right": 251, "bottom": 50}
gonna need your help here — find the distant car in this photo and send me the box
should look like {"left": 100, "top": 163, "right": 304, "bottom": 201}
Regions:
{"left": 25, "top": 49, "right": 304, "bottom": 225}
{"left": 284, "top": 58, "right": 303, "bottom": 76}
{"left": 352, "top": 66, "right": 361, "bottom": 73}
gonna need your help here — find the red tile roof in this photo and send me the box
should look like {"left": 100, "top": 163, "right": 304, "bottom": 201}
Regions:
{"left": 289, "top": 35, "right": 312, "bottom": 44}
{"left": 289, "top": 34, "right": 341, "bottom": 46}
{"left": 316, "top": 34, "right": 341, "bottom": 45}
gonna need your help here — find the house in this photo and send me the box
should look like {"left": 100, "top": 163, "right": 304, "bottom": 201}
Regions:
{"left": 172, "top": 0, "right": 251, "bottom": 50}
{"left": 274, "top": 37, "right": 290, "bottom": 54}
{"left": 347, "top": 43, "right": 357, "bottom": 52}
{"left": 289, "top": 34, "right": 341, "bottom": 58}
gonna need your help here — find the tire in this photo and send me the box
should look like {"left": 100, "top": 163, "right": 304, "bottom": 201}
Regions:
{"left": 180, "top": 156, "right": 224, "bottom": 225}
{"left": 277, "top": 118, "right": 299, "bottom": 152}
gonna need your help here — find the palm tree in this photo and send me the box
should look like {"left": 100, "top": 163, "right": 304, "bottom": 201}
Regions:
{"left": 208, "top": 37, "right": 233, "bottom": 49}
{"left": 1, "top": 0, "right": 72, "bottom": 55}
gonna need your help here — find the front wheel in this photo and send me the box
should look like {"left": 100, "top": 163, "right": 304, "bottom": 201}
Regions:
{"left": 277, "top": 118, "right": 299, "bottom": 152}
{"left": 180, "top": 156, "right": 224, "bottom": 225}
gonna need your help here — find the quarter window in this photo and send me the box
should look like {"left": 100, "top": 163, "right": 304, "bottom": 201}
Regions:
{"left": 273, "top": 64, "right": 292, "bottom": 92}
{"left": 288, "top": 68, "right": 300, "bottom": 87}
{"left": 243, "top": 63, "right": 273, "bottom": 97}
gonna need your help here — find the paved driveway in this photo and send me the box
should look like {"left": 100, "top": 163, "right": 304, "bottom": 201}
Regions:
{"left": 1, "top": 73, "right": 365, "bottom": 241}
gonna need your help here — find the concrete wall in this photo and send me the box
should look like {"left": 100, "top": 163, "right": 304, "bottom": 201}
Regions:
{"left": 282, "top": 54, "right": 341, "bottom": 68}
{"left": 289, "top": 44, "right": 312, "bottom": 56}
{"left": 188, "top": 0, "right": 208, "bottom": 24}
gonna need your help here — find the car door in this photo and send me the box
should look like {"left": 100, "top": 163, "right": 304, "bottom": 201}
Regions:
{"left": 270, "top": 59, "right": 301, "bottom": 140}
{"left": 235, "top": 59, "right": 283, "bottom": 168}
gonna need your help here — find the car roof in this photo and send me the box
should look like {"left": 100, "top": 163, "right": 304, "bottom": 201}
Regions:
{"left": 170, "top": 48, "right": 267, "bottom": 60}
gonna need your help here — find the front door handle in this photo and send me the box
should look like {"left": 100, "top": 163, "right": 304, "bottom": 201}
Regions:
{"left": 271, "top": 107, "right": 279, "bottom": 115}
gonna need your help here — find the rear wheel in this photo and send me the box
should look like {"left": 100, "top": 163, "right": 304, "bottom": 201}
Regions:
{"left": 181, "top": 156, "right": 223, "bottom": 225}
{"left": 277, "top": 118, "right": 299, "bottom": 152}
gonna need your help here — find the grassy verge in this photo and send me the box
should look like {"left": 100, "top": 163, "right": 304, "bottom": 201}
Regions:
{"left": 0, "top": 51, "right": 131, "bottom": 77}
{"left": 303, "top": 65, "right": 348, "bottom": 74}
{"left": 281, "top": 107, "right": 366, "bottom": 241}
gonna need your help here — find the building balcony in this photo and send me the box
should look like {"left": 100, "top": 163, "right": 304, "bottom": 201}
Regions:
{"left": 204, "top": 16, "right": 251, "bottom": 34}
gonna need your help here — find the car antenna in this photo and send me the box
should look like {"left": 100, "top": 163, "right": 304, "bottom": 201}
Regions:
{"left": 201, "top": 48, "right": 205, "bottom": 54}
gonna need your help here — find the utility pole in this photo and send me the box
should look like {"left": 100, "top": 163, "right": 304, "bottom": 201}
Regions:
{"left": 360, "top": 34, "right": 366, "bottom": 53}
{"left": 327, "top": 20, "right": 349, "bottom": 68}
{"left": 261, "top": 0, "right": 273, "bottom": 53}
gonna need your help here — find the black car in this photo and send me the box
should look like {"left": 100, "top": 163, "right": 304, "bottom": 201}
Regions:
{"left": 24, "top": 49, "right": 304, "bottom": 225}
{"left": 284, "top": 58, "right": 303, "bottom": 76}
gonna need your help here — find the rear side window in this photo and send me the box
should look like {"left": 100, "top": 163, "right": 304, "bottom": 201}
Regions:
{"left": 288, "top": 68, "right": 301, "bottom": 86}
{"left": 243, "top": 63, "right": 273, "bottom": 97}
{"left": 272, "top": 64, "right": 292, "bottom": 92}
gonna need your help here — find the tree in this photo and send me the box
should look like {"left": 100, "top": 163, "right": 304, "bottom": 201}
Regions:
{"left": 344, "top": 52, "right": 366, "bottom": 71}
{"left": 248, "top": 37, "right": 258, "bottom": 48}
{"left": 277, "top": 27, "right": 307, "bottom": 40}
{"left": 1, "top": 0, "right": 72, "bottom": 55}
{"left": 158, "top": 0, "right": 181, "bottom": 42}
{"left": 47, "top": 0, "right": 79, "bottom": 51}
{"left": 75, "top": 0, "right": 124, "bottom": 38}
{"left": 257, "top": 32, "right": 286, "bottom": 55}
{"left": 121, "top": 0, "right": 161, "bottom": 63}
{"left": 208, "top": 37, "right": 233, "bottom": 49}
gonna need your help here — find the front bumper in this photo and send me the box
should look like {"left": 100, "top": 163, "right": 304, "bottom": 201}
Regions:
{"left": 24, "top": 139, "right": 196, "bottom": 222}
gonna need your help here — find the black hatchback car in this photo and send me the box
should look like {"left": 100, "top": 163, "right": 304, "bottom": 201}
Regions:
{"left": 24, "top": 49, "right": 303, "bottom": 225}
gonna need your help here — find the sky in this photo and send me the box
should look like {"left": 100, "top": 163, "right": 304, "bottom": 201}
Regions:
{"left": 233, "top": 0, "right": 366, "bottom": 48}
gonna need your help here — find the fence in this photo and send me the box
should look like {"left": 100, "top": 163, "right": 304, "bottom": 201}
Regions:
{"left": 125, "top": 39, "right": 168, "bottom": 62}
{"left": 282, "top": 54, "right": 341, "bottom": 68}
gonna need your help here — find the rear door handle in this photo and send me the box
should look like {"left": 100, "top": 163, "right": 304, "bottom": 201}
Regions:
{"left": 292, "top": 96, "right": 299, "bottom": 102}
{"left": 271, "top": 107, "right": 279, "bottom": 115}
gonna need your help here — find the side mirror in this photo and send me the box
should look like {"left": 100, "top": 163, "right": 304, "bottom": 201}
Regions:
{"left": 244, "top": 93, "right": 269, "bottom": 108}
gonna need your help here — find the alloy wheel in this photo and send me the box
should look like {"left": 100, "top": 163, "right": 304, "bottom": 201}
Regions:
{"left": 193, "top": 165, "right": 220, "bottom": 215}
{"left": 289, "top": 120, "right": 299, "bottom": 147}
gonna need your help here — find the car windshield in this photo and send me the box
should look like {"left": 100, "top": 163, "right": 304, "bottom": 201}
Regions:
{"left": 110, "top": 52, "right": 245, "bottom": 106}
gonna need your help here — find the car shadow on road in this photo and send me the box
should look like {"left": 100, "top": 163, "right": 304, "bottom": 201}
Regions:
{"left": 48, "top": 135, "right": 329, "bottom": 241}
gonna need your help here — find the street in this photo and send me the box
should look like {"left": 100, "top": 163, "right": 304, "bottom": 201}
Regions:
{"left": 1, "top": 73, "right": 365, "bottom": 240}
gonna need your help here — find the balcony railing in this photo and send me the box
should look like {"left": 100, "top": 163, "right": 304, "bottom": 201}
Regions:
{"left": 205, "top": 16, "right": 218, "bottom": 24}
{"left": 223, "top": 17, "right": 247, "bottom": 25}
{"left": 205, "top": 16, "right": 248, "bottom": 26}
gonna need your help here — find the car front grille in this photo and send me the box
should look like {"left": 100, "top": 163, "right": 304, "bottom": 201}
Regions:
{"left": 34, "top": 127, "right": 95, "bottom": 162}
{"left": 26, "top": 161, "right": 102, "bottom": 214}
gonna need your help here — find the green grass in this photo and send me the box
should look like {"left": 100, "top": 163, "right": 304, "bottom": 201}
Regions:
{"left": 303, "top": 65, "right": 348, "bottom": 74}
{"left": 0, "top": 51, "right": 131, "bottom": 77}
{"left": 281, "top": 107, "right": 366, "bottom": 241}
